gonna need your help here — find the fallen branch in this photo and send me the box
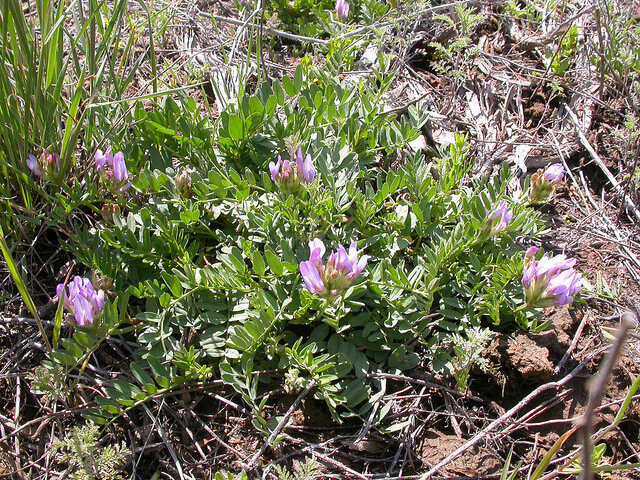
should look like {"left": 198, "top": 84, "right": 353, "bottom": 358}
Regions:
{"left": 246, "top": 379, "right": 317, "bottom": 469}
{"left": 418, "top": 347, "right": 606, "bottom": 479}
{"left": 564, "top": 104, "right": 640, "bottom": 223}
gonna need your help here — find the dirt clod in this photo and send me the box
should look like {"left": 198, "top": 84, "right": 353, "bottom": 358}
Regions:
{"left": 417, "top": 429, "right": 502, "bottom": 477}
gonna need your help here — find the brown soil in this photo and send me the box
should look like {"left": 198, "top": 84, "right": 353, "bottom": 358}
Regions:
{"left": 417, "top": 429, "right": 502, "bottom": 476}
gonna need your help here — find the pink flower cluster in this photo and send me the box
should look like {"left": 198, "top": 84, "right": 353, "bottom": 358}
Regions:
{"left": 269, "top": 149, "right": 315, "bottom": 193}
{"left": 299, "top": 238, "right": 367, "bottom": 297}
{"left": 522, "top": 247, "right": 582, "bottom": 308}
{"left": 96, "top": 147, "right": 131, "bottom": 190}
{"left": 56, "top": 276, "right": 105, "bottom": 326}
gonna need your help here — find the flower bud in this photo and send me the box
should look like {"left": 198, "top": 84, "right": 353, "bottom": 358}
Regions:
{"left": 529, "top": 163, "right": 564, "bottom": 204}
{"left": 101, "top": 203, "right": 121, "bottom": 224}
{"left": 175, "top": 169, "right": 193, "bottom": 199}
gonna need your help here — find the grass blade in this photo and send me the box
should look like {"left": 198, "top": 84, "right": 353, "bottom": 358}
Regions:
{"left": 530, "top": 425, "right": 578, "bottom": 480}
{"left": 0, "top": 224, "right": 52, "bottom": 352}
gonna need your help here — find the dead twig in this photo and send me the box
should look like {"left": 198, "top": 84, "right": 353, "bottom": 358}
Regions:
{"left": 579, "top": 312, "right": 635, "bottom": 480}
{"left": 418, "top": 347, "right": 606, "bottom": 479}
{"left": 555, "top": 311, "right": 591, "bottom": 375}
{"left": 564, "top": 104, "right": 640, "bottom": 223}
{"left": 246, "top": 379, "right": 317, "bottom": 470}
{"left": 187, "top": 409, "right": 248, "bottom": 462}
{"left": 141, "top": 403, "right": 187, "bottom": 480}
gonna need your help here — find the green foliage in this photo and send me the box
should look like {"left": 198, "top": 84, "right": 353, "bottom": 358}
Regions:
{"left": 504, "top": 0, "right": 542, "bottom": 22}
{"left": 5, "top": 17, "right": 549, "bottom": 431}
{"left": 591, "top": 2, "right": 640, "bottom": 110}
{"left": 51, "top": 423, "right": 129, "bottom": 480}
{"left": 61, "top": 60, "right": 544, "bottom": 426}
{"left": 267, "top": 0, "right": 388, "bottom": 39}
{"left": 28, "top": 362, "right": 68, "bottom": 402}
{"left": 564, "top": 443, "right": 611, "bottom": 476}
{"left": 214, "top": 471, "right": 249, "bottom": 480}
{"left": 274, "top": 458, "right": 320, "bottom": 480}
{"left": 0, "top": 0, "right": 148, "bottom": 234}
{"left": 449, "top": 326, "right": 494, "bottom": 392}
{"left": 550, "top": 24, "right": 578, "bottom": 76}
{"left": 429, "top": 4, "right": 484, "bottom": 79}
{"left": 269, "top": 0, "right": 336, "bottom": 35}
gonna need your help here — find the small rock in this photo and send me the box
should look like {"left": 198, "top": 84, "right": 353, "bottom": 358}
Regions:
{"left": 507, "top": 335, "right": 554, "bottom": 382}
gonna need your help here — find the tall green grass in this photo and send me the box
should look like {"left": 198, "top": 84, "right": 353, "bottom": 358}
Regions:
{"left": 0, "top": 0, "right": 147, "bottom": 236}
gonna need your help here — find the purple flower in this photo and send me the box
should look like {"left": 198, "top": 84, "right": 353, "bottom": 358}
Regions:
{"left": 95, "top": 147, "right": 110, "bottom": 171}
{"left": 96, "top": 147, "right": 131, "bottom": 189}
{"left": 27, "top": 154, "right": 42, "bottom": 177}
{"left": 335, "top": 0, "right": 349, "bottom": 19}
{"left": 300, "top": 262, "right": 325, "bottom": 294}
{"left": 269, "top": 156, "right": 282, "bottom": 181}
{"left": 268, "top": 150, "right": 315, "bottom": 192}
{"left": 485, "top": 200, "right": 513, "bottom": 235}
{"left": 299, "top": 238, "right": 367, "bottom": 297}
{"left": 56, "top": 276, "right": 105, "bottom": 327}
{"left": 296, "top": 149, "right": 316, "bottom": 183}
{"left": 544, "top": 163, "right": 565, "bottom": 183}
{"left": 112, "top": 152, "right": 129, "bottom": 182}
{"left": 522, "top": 250, "right": 582, "bottom": 308}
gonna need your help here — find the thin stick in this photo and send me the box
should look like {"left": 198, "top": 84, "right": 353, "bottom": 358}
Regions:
{"left": 14, "top": 378, "right": 21, "bottom": 476}
{"left": 418, "top": 350, "right": 603, "bottom": 479}
{"left": 187, "top": 410, "right": 248, "bottom": 461}
{"left": 579, "top": 312, "right": 634, "bottom": 480}
{"left": 141, "top": 403, "right": 186, "bottom": 480}
{"left": 246, "top": 379, "right": 317, "bottom": 469}
{"left": 0, "top": 407, "right": 87, "bottom": 446}
{"left": 564, "top": 104, "right": 640, "bottom": 223}
{"left": 555, "top": 311, "right": 590, "bottom": 374}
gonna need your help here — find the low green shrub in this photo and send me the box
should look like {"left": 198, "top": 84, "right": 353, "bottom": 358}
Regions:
{"left": 40, "top": 61, "right": 561, "bottom": 430}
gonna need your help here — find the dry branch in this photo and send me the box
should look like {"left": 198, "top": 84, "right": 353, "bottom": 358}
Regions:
{"left": 564, "top": 104, "right": 640, "bottom": 223}
{"left": 418, "top": 348, "right": 607, "bottom": 479}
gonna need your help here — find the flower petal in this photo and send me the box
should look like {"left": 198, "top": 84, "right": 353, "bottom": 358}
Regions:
{"left": 269, "top": 156, "right": 282, "bottom": 181}
{"left": 300, "top": 261, "right": 325, "bottom": 294}
{"left": 27, "top": 154, "right": 42, "bottom": 177}
{"left": 308, "top": 238, "right": 326, "bottom": 262}
{"left": 544, "top": 163, "right": 565, "bottom": 183}
{"left": 112, "top": 152, "right": 129, "bottom": 182}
